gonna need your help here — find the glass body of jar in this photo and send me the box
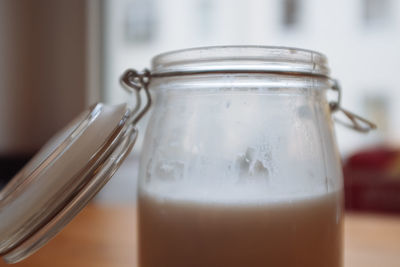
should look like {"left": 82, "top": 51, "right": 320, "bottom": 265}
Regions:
{"left": 137, "top": 46, "right": 343, "bottom": 267}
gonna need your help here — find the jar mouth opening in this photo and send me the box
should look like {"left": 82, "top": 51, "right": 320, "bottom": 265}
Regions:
{"left": 151, "top": 45, "right": 330, "bottom": 77}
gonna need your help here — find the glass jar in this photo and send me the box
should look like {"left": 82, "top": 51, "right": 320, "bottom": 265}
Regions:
{"left": 135, "top": 46, "right": 346, "bottom": 267}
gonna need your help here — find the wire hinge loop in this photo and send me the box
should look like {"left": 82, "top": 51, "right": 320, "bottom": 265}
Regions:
{"left": 329, "top": 79, "right": 377, "bottom": 133}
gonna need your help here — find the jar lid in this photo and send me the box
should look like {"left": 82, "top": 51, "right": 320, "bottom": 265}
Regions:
{"left": 151, "top": 45, "right": 330, "bottom": 77}
{"left": 0, "top": 103, "right": 137, "bottom": 263}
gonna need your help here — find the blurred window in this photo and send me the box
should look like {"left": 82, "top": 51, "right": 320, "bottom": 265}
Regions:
{"left": 124, "top": 0, "right": 156, "bottom": 44}
{"left": 197, "top": 0, "right": 214, "bottom": 39}
{"left": 282, "top": 0, "right": 301, "bottom": 29}
{"left": 363, "top": 93, "right": 390, "bottom": 136}
{"left": 362, "top": 0, "right": 392, "bottom": 28}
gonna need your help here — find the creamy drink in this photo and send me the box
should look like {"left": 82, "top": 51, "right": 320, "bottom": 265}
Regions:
{"left": 138, "top": 191, "right": 343, "bottom": 267}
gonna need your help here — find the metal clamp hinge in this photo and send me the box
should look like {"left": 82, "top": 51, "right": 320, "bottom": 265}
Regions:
{"left": 120, "top": 69, "right": 152, "bottom": 125}
{"left": 329, "top": 79, "right": 377, "bottom": 133}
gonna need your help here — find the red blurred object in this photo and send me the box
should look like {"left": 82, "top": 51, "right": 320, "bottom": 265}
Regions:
{"left": 343, "top": 146, "right": 400, "bottom": 213}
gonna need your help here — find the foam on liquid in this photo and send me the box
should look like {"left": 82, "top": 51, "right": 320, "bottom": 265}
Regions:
{"left": 138, "top": 190, "right": 343, "bottom": 267}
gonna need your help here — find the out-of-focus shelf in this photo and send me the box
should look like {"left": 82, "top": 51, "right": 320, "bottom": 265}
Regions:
{"left": 1, "top": 205, "right": 399, "bottom": 267}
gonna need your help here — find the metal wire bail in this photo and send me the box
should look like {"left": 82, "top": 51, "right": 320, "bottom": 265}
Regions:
{"left": 120, "top": 67, "right": 376, "bottom": 133}
{"left": 329, "top": 79, "right": 377, "bottom": 133}
{"left": 120, "top": 69, "right": 152, "bottom": 125}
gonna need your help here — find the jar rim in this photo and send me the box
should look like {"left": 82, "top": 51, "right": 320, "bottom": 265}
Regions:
{"left": 151, "top": 45, "right": 330, "bottom": 77}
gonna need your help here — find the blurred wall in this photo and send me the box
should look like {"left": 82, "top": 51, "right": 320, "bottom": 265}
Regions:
{"left": 0, "top": 0, "right": 87, "bottom": 155}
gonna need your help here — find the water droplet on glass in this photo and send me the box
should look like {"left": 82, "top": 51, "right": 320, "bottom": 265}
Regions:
{"left": 154, "top": 160, "right": 184, "bottom": 182}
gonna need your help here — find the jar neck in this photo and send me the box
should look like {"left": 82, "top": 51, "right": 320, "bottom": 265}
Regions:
{"left": 149, "top": 72, "right": 332, "bottom": 93}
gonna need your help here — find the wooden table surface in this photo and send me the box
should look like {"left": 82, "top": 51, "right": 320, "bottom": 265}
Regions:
{"left": 1, "top": 205, "right": 399, "bottom": 267}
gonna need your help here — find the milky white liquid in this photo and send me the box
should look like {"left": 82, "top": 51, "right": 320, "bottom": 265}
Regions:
{"left": 138, "top": 191, "right": 343, "bottom": 267}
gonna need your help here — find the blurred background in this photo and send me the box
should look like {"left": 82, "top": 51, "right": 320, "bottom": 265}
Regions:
{"left": 1, "top": 0, "right": 400, "bottom": 212}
